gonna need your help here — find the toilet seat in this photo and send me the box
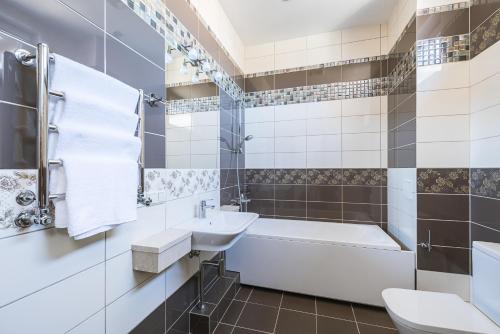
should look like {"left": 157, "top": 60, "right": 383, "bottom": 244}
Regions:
{"left": 382, "top": 288, "right": 500, "bottom": 334}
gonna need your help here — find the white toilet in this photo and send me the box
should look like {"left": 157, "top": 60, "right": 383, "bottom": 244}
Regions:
{"left": 382, "top": 241, "right": 500, "bottom": 334}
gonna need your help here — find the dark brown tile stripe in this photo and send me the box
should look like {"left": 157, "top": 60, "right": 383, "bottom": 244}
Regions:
{"left": 245, "top": 169, "right": 387, "bottom": 224}
{"left": 417, "top": 219, "right": 469, "bottom": 247}
{"left": 417, "top": 194, "right": 469, "bottom": 221}
{"left": 470, "top": 195, "right": 500, "bottom": 231}
{"left": 417, "top": 168, "right": 469, "bottom": 194}
{"left": 471, "top": 222, "right": 500, "bottom": 244}
{"left": 417, "top": 245, "right": 470, "bottom": 274}
{"left": 471, "top": 8, "right": 500, "bottom": 58}
{"left": 416, "top": 9, "right": 469, "bottom": 40}
{"left": 471, "top": 0, "right": 500, "bottom": 32}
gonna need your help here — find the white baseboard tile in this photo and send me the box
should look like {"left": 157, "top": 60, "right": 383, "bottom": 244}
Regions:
{"left": 417, "top": 270, "right": 470, "bottom": 301}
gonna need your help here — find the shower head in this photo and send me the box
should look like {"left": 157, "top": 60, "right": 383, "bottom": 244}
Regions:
{"left": 234, "top": 135, "right": 253, "bottom": 153}
{"left": 244, "top": 135, "right": 253, "bottom": 141}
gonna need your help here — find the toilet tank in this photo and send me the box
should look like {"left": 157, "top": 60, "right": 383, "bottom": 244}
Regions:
{"left": 472, "top": 241, "right": 500, "bottom": 326}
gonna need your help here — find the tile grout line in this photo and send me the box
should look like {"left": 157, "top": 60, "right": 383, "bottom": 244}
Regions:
{"left": 272, "top": 291, "right": 284, "bottom": 334}
{"left": 314, "top": 297, "right": 318, "bottom": 334}
{"left": 351, "top": 304, "right": 361, "bottom": 334}
{"left": 230, "top": 287, "right": 253, "bottom": 334}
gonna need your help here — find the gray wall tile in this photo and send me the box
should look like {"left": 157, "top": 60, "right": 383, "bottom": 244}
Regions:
{"left": 60, "top": 0, "right": 105, "bottom": 29}
{"left": 106, "top": 0, "right": 165, "bottom": 68}
{"left": 0, "top": 102, "right": 36, "bottom": 168}
{"left": 144, "top": 133, "right": 165, "bottom": 168}
{"left": 0, "top": 0, "right": 105, "bottom": 71}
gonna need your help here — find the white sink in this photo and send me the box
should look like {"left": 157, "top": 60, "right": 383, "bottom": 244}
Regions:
{"left": 181, "top": 211, "right": 259, "bottom": 251}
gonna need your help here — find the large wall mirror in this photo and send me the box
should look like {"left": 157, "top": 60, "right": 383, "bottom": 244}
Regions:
{"left": 165, "top": 48, "right": 220, "bottom": 169}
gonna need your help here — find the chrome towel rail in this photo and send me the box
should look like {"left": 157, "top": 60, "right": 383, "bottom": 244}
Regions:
{"left": 13, "top": 43, "right": 151, "bottom": 229}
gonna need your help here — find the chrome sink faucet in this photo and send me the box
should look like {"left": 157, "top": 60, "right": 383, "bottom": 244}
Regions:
{"left": 199, "top": 199, "right": 216, "bottom": 218}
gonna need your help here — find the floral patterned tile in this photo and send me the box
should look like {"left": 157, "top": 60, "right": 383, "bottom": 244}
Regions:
{"left": 275, "top": 169, "right": 307, "bottom": 185}
{"left": 471, "top": 168, "right": 500, "bottom": 199}
{"left": 307, "top": 169, "right": 343, "bottom": 185}
{"left": 245, "top": 169, "right": 275, "bottom": 184}
{"left": 165, "top": 169, "right": 220, "bottom": 201}
{"left": 417, "top": 168, "right": 469, "bottom": 194}
{"left": 343, "top": 169, "right": 385, "bottom": 186}
{"left": 144, "top": 168, "right": 168, "bottom": 203}
{"left": 0, "top": 170, "right": 38, "bottom": 231}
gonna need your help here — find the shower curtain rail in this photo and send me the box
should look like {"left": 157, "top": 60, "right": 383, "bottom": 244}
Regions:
{"left": 12, "top": 43, "right": 151, "bottom": 229}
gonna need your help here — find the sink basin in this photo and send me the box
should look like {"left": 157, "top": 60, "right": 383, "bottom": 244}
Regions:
{"left": 181, "top": 211, "right": 259, "bottom": 251}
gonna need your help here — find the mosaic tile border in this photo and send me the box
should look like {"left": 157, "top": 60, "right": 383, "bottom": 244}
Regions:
{"left": 417, "top": 1, "right": 470, "bottom": 16}
{"left": 244, "top": 77, "right": 388, "bottom": 108}
{"left": 417, "top": 34, "right": 470, "bottom": 66}
{"left": 166, "top": 95, "right": 219, "bottom": 114}
{"left": 121, "top": 0, "right": 244, "bottom": 100}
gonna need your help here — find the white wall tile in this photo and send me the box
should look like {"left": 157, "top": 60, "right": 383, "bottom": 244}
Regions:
{"left": 191, "top": 140, "right": 217, "bottom": 155}
{"left": 105, "top": 251, "right": 154, "bottom": 305}
{"left": 306, "top": 45, "right": 342, "bottom": 65}
{"left": 167, "top": 155, "right": 190, "bottom": 169}
{"left": 471, "top": 136, "right": 500, "bottom": 168}
{"left": 470, "top": 71, "right": 500, "bottom": 113}
{"left": 307, "top": 117, "right": 342, "bottom": 135}
{"left": 165, "top": 196, "right": 197, "bottom": 227}
{"left": 275, "top": 119, "right": 307, "bottom": 137}
{"left": 417, "top": 62, "right": 469, "bottom": 91}
{"left": 245, "top": 122, "right": 274, "bottom": 138}
{"left": 275, "top": 50, "right": 308, "bottom": 70}
{"left": 307, "top": 134, "right": 342, "bottom": 152}
{"left": 0, "top": 264, "right": 105, "bottom": 334}
{"left": 191, "top": 125, "right": 218, "bottom": 140}
{"left": 381, "top": 150, "right": 388, "bottom": 168}
{"left": 0, "top": 229, "right": 104, "bottom": 307}
{"left": 417, "top": 88, "right": 470, "bottom": 117}
{"left": 342, "top": 151, "right": 381, "bottom": 168}
{"left": 191, "top": 155, "right": 217, "bottom": 168}
{"left": 165, "top": 256, "right": 200, "bottom": 299}
{"left": 342, "top": 133, "right": 381, "bottom": 151}
{"left": 307, "top": 152, "right": 342, "bottom": 168}
{"left": 245, "top": 137, "right": 275, "bottom": 153}
{"left": 342, "top": 115, "right": 380, "bottom": 133}
{"left": 105, "top": 204, "right": 166, "bottom": 259}
{"left": 417, "top": 141, "right": 469, "bottom": 167}
{"left": 275, "top": 37, "right": 307, "bottom": 53}
{"left": 245, "top": 106, "right": 275, "bottom": 123}
{"left": 245, "top": 55, "right": 274, "bottom": 74}
{"left": 106, "top": 274, "right": 166, "bottom": 334}
{"left": 275, "top": 153, "right": 306, "bottom": 168}
{"left": 417, "top": 270, "right": 470, "bottom": 301}
{"left": 191, "top": 111, "right": 218, "bottom": 126}
{"left": 245, "top": 153, "right": 275, "bottom": 168}
{"left": 307, "top": 31, "right": 342, "bottom": 48}
{"left": 341, "top": 38, "right": 381, "bottom": 60}
{"left": 306, "top": 100, "right": 342, "bottom": 119}
{"left": 470, "top": 39, "right": 500, "bottom": 85}
{"left": 167, "top": 141, "right": 190, "bottom": 156}
{"left": 342, "top": 96, "right": 381, "bottom": 116}
{"left": 67, "top": 310, "right": 105, "bottom": 334}
{"left": 342, "top": 24, "right": 381, "bottom": 43}
{"left": 275, "top": 136, "right": 307, "bottom": 153}
{"left": 245, "top": 42, "right": 275, "bottom": 58}
{"left": 417, "top": 115, "right": 469, "bottom": 142}
{"left": 274, "top": 103, "right": 307, "bottom": 121}
{"left": 470, "top": 104, "right": 500, "bottom": 140}
{"left": 381, "top": 37, "right": 390, "bottom": 55}
{"left": 166, "top": 127, "right": 191, "bottom": 142}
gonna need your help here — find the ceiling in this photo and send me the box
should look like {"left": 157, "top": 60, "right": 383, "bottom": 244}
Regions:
{"left": 219, "top": 0, "right": 398, "bottom": 45}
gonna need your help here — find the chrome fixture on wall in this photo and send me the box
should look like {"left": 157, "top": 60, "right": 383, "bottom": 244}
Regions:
{"left": 11, "top": 43, "right": 152, "bottom": 229}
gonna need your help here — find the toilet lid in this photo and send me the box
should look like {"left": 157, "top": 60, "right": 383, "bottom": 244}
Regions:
{"left": 382, "top": 289, "right": 500, "bottom": 334}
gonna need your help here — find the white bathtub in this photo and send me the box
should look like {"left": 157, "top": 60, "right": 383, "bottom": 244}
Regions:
{"left": 227, "top": 218, "right": 415, "bottom": 306}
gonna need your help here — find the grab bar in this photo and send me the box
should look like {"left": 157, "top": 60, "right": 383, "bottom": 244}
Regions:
{"left": 12, "top": 43, "right": 151, "bottom": 229}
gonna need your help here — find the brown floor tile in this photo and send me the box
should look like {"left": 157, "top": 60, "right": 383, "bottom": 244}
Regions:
{"left": 233, "top": 327, "right": 263, "bottom": 334}
{"left": 236, "top": 303, "right": 278, "bottom": 333}
{"left": 353, "top": 305, "right": 395, "bottom": 328}
{"left": 358, "top": 323, "right": 399, "bottom": 334}
{"left": 248, "top": 287, "right": 282, "bottom": 307}
{"left": 221, "top": 300, "right": 245, "bottom": 325}
{"left": 317, "top": 316, "right": 358, "bottom": 334}
{"left": 281, "top": 292, "right": 316, "bottom": 313}
{"left": 316, "top": 298, "right": 355, "bottom": 321}
{"left": 235, "top": 286, "right": 253, "bottom": 301}
{"left": 275, "top": 309, "right": 316, "bottom": 334}
{"left": 214, "top": 323, "right": 234, "bottom": 334}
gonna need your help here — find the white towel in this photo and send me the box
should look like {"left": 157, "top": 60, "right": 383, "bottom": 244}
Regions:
{"left": 48, "top": 54, "right": 141, "bottom": 239}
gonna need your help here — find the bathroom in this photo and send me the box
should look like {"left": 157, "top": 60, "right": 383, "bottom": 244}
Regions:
{"left": 0, "top": 0, "right": 499, "bottom": 333}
